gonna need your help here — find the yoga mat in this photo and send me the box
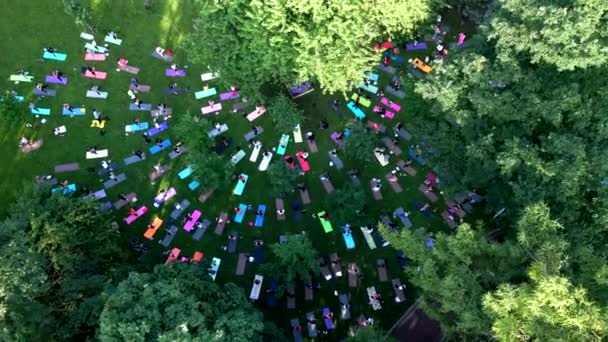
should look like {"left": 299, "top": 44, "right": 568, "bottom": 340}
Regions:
{"left": 125, "top": 122, "right": 149, "bottom": 133}
{"left": 151, "top": 50, "right": 173, "bottom": 62}
{"left": 129, "top": 103, "right": 152, "bottom": 111}
{"left": 104, "top": 35, "right": 122, "bottom": 45}
{"left": 83, "top": 70, "right": 107, "bottom": 79}
{"left": 165, "top": 69, "right": 186, "bottom": 77}
{"left": 194, "top": 88, "right": 217, "bottom": 99}
{"left": 149, "top": 139, "right": 171, "bottom": 155}
{"left": 219, "top": 91, "right": 240, "bottom": 101}
{"left": 147, "top": 122, "right": 169, "bottom": 136}
{"left": 84, "top": 53, "right": 106, "bottom": 61}
{"left": 33, "top": 89, "right": 56, "bottom": 97}
{"left": 42, "top": 51, "right": 67, "bottom": 61}
{"left": 86, "top": 90, "right": 108, "bottom": 99}
{"left": 62, "top": 107, "right": 86, "bottom": 116}
{"left": 405, "top": 42, "right": 428, "bottom": 51}
{"left": 201, "top": 103, "right": 222, "bottom": 115}
{"left": 44, "top": 75, "right": 68, "bottom": 85}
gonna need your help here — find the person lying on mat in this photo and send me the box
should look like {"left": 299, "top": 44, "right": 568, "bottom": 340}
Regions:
{"left": 117, "top": 58, "right": 128, "bottom": 68}
{"left": 51, "top": 69, "right": 63, "bottom": 80}
{"left": 35, "top": 83, "right": 48, "bottom": 93}
{"left": 307, "top": 132, "right": 315, "bottom": 141}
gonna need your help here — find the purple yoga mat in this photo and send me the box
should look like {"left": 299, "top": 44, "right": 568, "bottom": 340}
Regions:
{"left": 165, "top": 69, "right": 186, "bottom": 77}
{"left": 45, "top": 75, "right": 68, "bottom": 85}
{"left": 290, "top": 81, "right": 311, "bottom": 95}
{"left": 219, "top": 91, "right": 240, "bottom": 101}
{"left": 405, "top": 42, "right": 428, "bottom": 51}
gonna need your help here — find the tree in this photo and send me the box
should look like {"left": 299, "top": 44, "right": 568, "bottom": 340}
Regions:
{"left": 342, "top": 121, "right": 378, "bottom": 163}
{"left": 183, "top": 0, "right": 430, "bottom": 95}
{"left": 488, "top": 0, "right": 608, "bottom": 70}
{"left": 261, "top": 235, "right": 319, "bottom": 286}
{"left": 0, "top": 93, "right": 27, "bottom": 126}
{"left": 347, "top": 326, "right": 395, "bottom": 342}
{"left": 188, "top": 149, "right": 234, "bottom": 188}
{"left": 380, "top": 223, "right": 526, "bottom": 339}
{"left": 325, "top": 183, "right": 367, "bottom": 224}
{"left": 99, "top": 264, "right": 265, "bottom": 341}
{"left": 61, "top": 0, "right": 93, "bottom": 28}
{"left": 483, "top": 277, "right": 608, "bottom": 341}
{"left": 0, "top": 184, "right": 130, "bottom": 341}
{"left": 267, "top": 162, "right": 298, "bottom": 196}
{"left": 174, "top": 111, "right": 233, "bottom": 187}
{"left": 268, "top": 94, "right": 303, "bottom": 133}
{"left": 0, "top": 220, "right": 51, "bottom": 341}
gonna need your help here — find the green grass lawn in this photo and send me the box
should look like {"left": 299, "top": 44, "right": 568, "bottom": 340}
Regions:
{"left": 0, "top": 0, "right": 465, "bottom": 338}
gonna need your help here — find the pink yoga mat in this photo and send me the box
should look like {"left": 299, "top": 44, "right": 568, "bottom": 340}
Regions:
{"left": 380, "top": 97, "right": 401, "bottom": 112}
{"left": 183, "top": 210, "right": 202, "bottom": 232}
{"left": 83, "top": 71, "right": 107, "bottom": 79}
{"left": 84, "top": 53, "right": 106, "bottom": 61}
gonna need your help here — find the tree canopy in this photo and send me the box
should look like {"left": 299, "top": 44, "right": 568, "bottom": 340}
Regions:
{"left": 183, "top": 0, "right": 431, "bottom": 95}
{"left": 390, "top": 2, "right": 608, "bottom": 336}
{"left": 0, "top": 185, "right": 129, "bottom": 341}
{"left": 267, "top": 162, "right": 299, "bottom": 196}
{"left": 98, "top": 264, "right": 266, "bottom": 341}
{"left": 325, "top": 182, "right": 367, "bottom": 224}
{"left": 488, "top": 0, "right": 608, "bottom": 71}
{"left": 342, "top": 121, "right": 378, "bottom": 163}
{"left": 174, "top": 111, "right": 234, "bottom": 187}
{"left": 261, "top": 235, "right": 319, "bottom": 286}
{"left": 268, "top": 94, "right": 303, "bottom": 133}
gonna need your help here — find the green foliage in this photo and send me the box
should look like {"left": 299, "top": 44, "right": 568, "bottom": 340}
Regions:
{"left": 174, "top": 111, "right": 233, "bottom": 187}
{"left": 381, "top": 224, "right": 526, "bottom": 339}
{"left": 483, "top": 277, "right": 608, "bottom": 341}
{"left": 0, "top": 184, "right": 129, "bottom": 341}
{"left": 99, "top": 264, "right": 265, "bottom": 341}
{"left": 268, "top": 94, "right": 303, "bottom": 133}
{"left": 0, "top": 93, "right": 27, "bottom": 126}
{"left": 342, "top": 121, "right": 378, "bottom": 163}
{"left": 407, "top": 9, "right": 608, "bottom": 338}
{"left": 184, "top": 0, "right": 430, "bottom": 95}
{"left": 346, "top": 326, "right": 395, "bottom": 342}
{"left": 0, "top": 220, "right": 51, "bottom": 341}
{"left": 489, "top": 0, "right": 608, "bottom": 70}
{"left": 61, "top": 0, "right": 93, "bottom": 27}
{"left": 325, "top": 182, "right": 367, "bottom": 224}
{"left": 261, "top": 235, "right": 319, "bottom": 286}
{"left": 267, "top": 162, "right": 298, "bottom": 196}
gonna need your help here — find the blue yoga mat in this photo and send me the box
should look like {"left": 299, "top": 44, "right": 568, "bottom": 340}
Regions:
{"left": 43, "top": 51, "right": 67, "bottom": 61}
{"left": 342, "top": 227, "right": 355, "bottom": 249}
{"left": 125, "top": 122, "right": 149, "bottom": 132}
{"left": 62, "top": 107, "right": 86, "bottom": 116}
{"left": 347, "top": 102, "right": 366, "bottom": 119}
{"left": 31, "top": 108, "right": 51, "bottom": 116}
{"left": 254, "top": 204, "right": 266, "bottom": 227}
{"left": 178, "top": 167, "right": 193, "bottom": 179}
{"left": 233, "top": 174, "right": 248, "bottom": 196}
{"left": 194, "top": 88, "right": 217, "bottom": 99}
{"left": 188, "top": 181, "right": 200, "bottom": 190}
{"left": 149, "top": 139, "right": 171, "bottom": 155}
{"left": 276, "top": 134, "right": 290, "bottom": 155}
{"left": 234, "top": 203, "right": 247, "bottom": 223}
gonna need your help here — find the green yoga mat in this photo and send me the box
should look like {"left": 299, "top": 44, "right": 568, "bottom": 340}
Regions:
{"left": 351, "top": 93, "right": 371, "bottom": 108}
{"left": 318, "top": 211, "right": 333, "bottom": 233}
